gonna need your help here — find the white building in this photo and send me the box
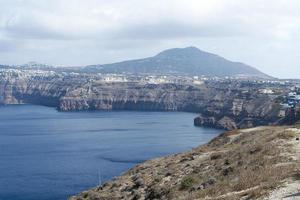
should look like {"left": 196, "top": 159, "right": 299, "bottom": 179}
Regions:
{"left": 259, "top": 89, "right": 274, "bottom": 94}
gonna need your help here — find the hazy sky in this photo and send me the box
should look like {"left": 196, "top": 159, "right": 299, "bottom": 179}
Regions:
{"left": 0, "top": 0, "right": 300, "bottom": 78}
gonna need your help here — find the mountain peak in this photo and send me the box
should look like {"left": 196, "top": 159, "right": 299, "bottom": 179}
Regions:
{"left": 184, "top": 46, "right": 200, "bottom": 50}
{"left": 85, "top": 46, "right": 270, "bottom": 78}
{"left": 155, "top": 46, "right": 205, "bottom": 58}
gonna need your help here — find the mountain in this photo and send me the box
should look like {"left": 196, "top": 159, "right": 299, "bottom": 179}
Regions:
{"left": 84, "top": 46, "right": 269, "bottom": 78}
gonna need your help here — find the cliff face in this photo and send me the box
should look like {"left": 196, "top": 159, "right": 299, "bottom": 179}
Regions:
{"left": 0, "top": 69, "right": 293, "bottom": 130}
{"left": 0, "top": 73, "right": 79, "bottom": 106}
{"left": 59, "top": 83, "right": 209, "bottom": 112}
{"left": 56, "top": 81, "right": 287, "bottom": 130}
{"left": 193, "top": 94, "right": 282, "bottom": 130}
{"left": 70, "top": 126, "right": 300, "bottom": 200}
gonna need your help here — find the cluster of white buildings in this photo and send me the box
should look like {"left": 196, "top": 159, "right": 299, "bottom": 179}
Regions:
{"left": 259, "top": 89, "right": 274, "bottom": 94}
{"left": 0, "top": 68, "right": 57, "bottom": 79}
{"left": 95, "top": 74, "right": 204, "bottom": 85}
{"left": 280, "top": 92, "right": 300, "bottom": 109}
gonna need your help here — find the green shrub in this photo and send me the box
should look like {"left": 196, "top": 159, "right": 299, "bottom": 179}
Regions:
{"left": 295, "top": 121, "right": 300, "bottom": 129}
{"left": 180, "top": 176, "right": 195, "bottom": 190}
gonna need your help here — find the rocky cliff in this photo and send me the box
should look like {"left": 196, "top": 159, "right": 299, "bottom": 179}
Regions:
{"left": 0, "top": 69, "right": 295, "bottom": 130}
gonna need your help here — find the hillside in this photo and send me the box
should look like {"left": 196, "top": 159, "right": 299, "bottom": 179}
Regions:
{"left": 84, "top": 47, "right": 269, "bottom": 78}
{"left": 70, "top": 126, "right": 300, "bottom": 200}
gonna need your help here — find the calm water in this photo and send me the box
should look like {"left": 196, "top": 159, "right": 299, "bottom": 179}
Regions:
{"left": 0, "top": 105, "right": 221, "bottom": 200}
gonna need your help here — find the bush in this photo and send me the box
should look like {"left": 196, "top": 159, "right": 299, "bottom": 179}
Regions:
{"left": 180, "top": 176, "right": 195, "bottom": 190}
{"left": 295, "top": 121, "right": 300, "bottom": 129}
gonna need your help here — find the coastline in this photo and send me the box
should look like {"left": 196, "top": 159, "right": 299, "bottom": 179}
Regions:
{"left": 70, "top": 126, "right": 300, "bottom": 200}
{"left": 0, "top": 100, "right": 286, "bottom": 131}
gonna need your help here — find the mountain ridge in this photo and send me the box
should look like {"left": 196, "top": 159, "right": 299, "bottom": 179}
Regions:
{"left": 84, "top": 46, "right": 270, "bottom": 78}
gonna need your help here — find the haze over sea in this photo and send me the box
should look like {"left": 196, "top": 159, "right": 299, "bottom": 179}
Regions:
{"left": 0, "top": 105, "right": 221, "bottom": 200}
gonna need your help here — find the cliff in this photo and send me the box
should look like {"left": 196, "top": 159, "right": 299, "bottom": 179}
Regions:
{"left": 70, "top": 126, "right": 300, "bottom": 200}
{"left": 0, "top": 69, "right": 295, "bottom": 130}
{"left": 59, "top": 80, "right": 288, "bottom": 129}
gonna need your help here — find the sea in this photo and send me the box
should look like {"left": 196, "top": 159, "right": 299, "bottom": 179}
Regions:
{"left": 0, "top": 105, "right": 221, "bottom": 200}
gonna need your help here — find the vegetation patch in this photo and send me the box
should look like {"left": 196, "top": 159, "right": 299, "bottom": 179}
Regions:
{"left": 180, "top": 176, "right": 196, "bottom": 190}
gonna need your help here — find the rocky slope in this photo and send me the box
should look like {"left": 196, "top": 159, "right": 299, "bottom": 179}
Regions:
{"left": 0, "top": 69, "right": 296, "bottom": 130}
{"left": 70, "top": 126, "right": 300, "bottom": 200}
{"left": 84, "top": 47, "right": 269, "bottom": 78}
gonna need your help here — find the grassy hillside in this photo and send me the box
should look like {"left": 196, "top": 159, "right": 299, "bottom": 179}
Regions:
{"left": 70, "top": 126, "right": 300, "bottom": 200}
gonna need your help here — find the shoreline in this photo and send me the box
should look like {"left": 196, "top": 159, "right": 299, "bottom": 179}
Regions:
{"left": 0, "top": 103, "right": 228, "bottom": 130}
{"left": 70, "top": 125, "right": 300, "bottom": 200}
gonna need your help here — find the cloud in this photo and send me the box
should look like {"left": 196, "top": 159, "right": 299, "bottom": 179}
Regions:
{"left": 0, "top": 0, "right": 300, "bottom": 78}
{"left": 0, "top": 0, "right": 281, "bottom": 40}
{"left": 0, "top": 39, "right": 17, "bottom": 51}
{"left": 1, "top": 0, "right": 299, "bottom": 41}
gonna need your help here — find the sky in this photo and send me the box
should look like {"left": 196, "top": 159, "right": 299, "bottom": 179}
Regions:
{"left": 0, "top": 0, "right": 300, "bottom": 78}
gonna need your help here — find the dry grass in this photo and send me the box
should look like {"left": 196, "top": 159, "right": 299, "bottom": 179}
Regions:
{"left": 190, "top": 127, "right": 299, "bottom": 200}
{"left": 70, "top": 126, "right": 300, "bottom": 200}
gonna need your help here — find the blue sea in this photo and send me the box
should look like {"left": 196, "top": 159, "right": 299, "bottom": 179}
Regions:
{"left": 0, "top": 105, "right": 221, "bottom": 200}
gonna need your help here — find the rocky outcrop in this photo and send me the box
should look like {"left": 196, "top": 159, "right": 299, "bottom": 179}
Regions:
{"left": 194, "top": 115, "right": 237, "bottom": 130}
{"left": 70, "top": 126, "right": 300, "bottom": 200}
